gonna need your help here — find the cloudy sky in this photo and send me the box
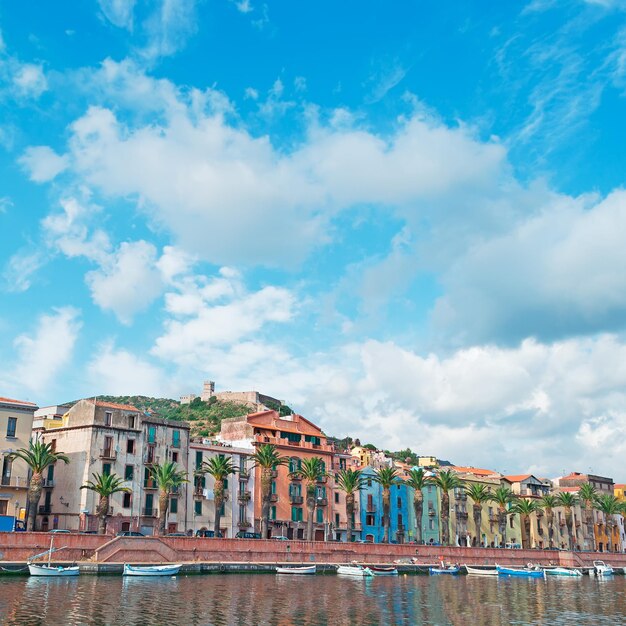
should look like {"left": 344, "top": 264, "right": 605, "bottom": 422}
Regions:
{"left": 2, "top": 0, "right": 626, "bottom": 477}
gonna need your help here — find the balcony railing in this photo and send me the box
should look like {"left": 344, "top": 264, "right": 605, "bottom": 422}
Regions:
{"left": 144, "top": 480, "right": 158, "bottom": 490}
{"left": 428, "top": 509, "right": 436, "bottom": 516}
{"left": 144, "top": 454, "right": 160, "bottom": 466}
{"left": 237, "top": 490, "right": 251, "bottom": 503}
{"left": 100, "top": 448, "right": 116, "bottom": 460}
{"left": 142, "top": 508, "right": 157, "bottom": 517}
{"left": 238, "top": 520, "right": 252, "bottom": 529}
{"left": 269, "top": 493, "right": 279, "bottom": 502}
{"left": 239, "top": 469, "right": 249, "bottom": 480}
{"left": 366, "top": 502, "right": 376, "bottom": 513}
{"left": 290, "top": 474, "right": 302, "bottom": 481}
{"left": 0, "top": 476, "right": 30, "bottom": 488}
{"left": 290, "top": 495, "right": 303, "bottom": 504}
{"left": 458, "top": 511, "right": 468, "bottom": 520}
{"left": 316, "top": 497, "right": 328, "bottom": 506}
{"left": 270, "top": 469, "right": 278, "bottom": 478}
{"left": 316, "top": 476, "right": 328, "bottom": 484}
{"left": 39, "top": 505, "right": 52, "bottom": 514}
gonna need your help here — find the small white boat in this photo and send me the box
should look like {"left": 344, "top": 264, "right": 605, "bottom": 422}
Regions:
{"left": 369, "top": 566, "right": 398, "bottom": 576}
{"left": 429, "top": 565, "right": 460, "bottom": 575}
{"left": 123, "top": 564, "right": 182, "bottom": 576}
{"left": 276, "top": 565, "right": 317, "bottom": 575}
{"left": 337, "top": 565, "right": 373, "bottom": 577}
{"left": 545, "top": 567, "right": 583, "bottom": 577}
{"left": 464, "top": 565, "right": 498, "bottom": 577}
{"left": 28, "top": 563, "right": 80, "bottom": 577}
{"left": 593, "top": 561, "right": 614, "bottom": 576}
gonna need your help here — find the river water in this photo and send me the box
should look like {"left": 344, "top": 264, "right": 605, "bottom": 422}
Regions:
{"left": 0, "top": 573, "right": 625, "bottom": 625}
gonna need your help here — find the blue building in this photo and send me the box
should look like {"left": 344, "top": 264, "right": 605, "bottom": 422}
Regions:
{"left": 359, "top": 467, "right": 411, "bottom": 543}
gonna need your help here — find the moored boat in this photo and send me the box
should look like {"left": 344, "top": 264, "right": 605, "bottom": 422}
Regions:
{"left": 276, "top": 565, "right": 317, "bottom": 575}
{"left": 593, "top": 561, "right": 614, "bottom": 576}
{"left": 429, "top": 565, "right": 460, "bottom": 575}
{"left": 336, "top": 565, "right": 373, "bottom": 577}
{"left": 497, "top": 565, "right": 544, "bottom": 578}
{"left": 544, "top": 567, "right": 583, "bottom": 577}
{"left": 369, "top": 566, "right": 398, "bottom": 576}
{"left": 123, "top": 564, "right": 182, "bottom": 576}
{"left": 28, "top": 563, "right": 80, "bottom": 577}
{"left": 464, "top": 565, "right": 498, "bottom": 577}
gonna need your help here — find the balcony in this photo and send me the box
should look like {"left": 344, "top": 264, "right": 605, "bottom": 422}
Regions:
{"left": 0, "top": 476, "right": 30, "bottom": 488}
{"left": 144, "top": 454, "right": 160, "bottom": 466}
{"left": 290, "top": 495, "right": 303, "bottom": 505}
{"left": 143, "top": 480, "right": 158, "bottom": 490}
{"left": 290, "top": 474, "right": 302, "bottom": 481}
{"left": 270, "top": 469, "right": 278, "bottom": 478}
{"left": 237, "top": 490, "right": 251, "bottom": 503}
{"left": 39, "top": 505, "right": 52, "bottom": 514}
{"left": 316, "top": 475, "right": 328, "bottom": 484}
{"left": 366, "top": 503, "right": 377, "bottom": 513}
{"left": 142, "top": 508, "right": 157, "bottom": 517}
{"left": 316, "top": 497, "right": 328, "bottom": 507}
{"left": 458, "top": 511, "right": 469, "bottom": 520}
{"left": 238, "top": 520, "right": 252, "bottom": 529}
{"left": 239, "top": 469, "right": 249, "bottom": 480}
{"left": 269, "top": 493, "right": 279, "bottom": 502}
{"left": 428, "top": 509, "right": 436, "bottom": 517}
{"left": 43, "top": 479, "right": 54, "bottom": 488}
{"left": 100, "top": 448, "right": 116, "bottom": 460}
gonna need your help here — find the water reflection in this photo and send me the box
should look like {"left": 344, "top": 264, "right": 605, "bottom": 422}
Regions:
{"left": 0, "top": 574, "right": 625, "bottom": 625}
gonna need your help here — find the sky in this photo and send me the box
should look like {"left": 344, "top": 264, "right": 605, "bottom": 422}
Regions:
{"left": 2, "top": 0, "right": 626, "bottom": 477}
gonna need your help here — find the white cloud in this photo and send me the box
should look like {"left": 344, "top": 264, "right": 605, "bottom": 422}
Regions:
{"left": 141, "top": 0, "right": 198, "bottom": 59}
{"left": 86, "top": 240, "right": 163, "bottom": 324}
{"left": 3, "top": 249, "right": 45, "bottom": 292}
{"left": 19, "top": 146, "right": 69, "bottom": 183}
{"left": 12, "top": 63, "right": 47, "bottom": 98}
{"left": 98, "top": 0, "right": 136, "bottom": 30}
{"left": 11, "top": 307, "right": 81, "bottom": 393}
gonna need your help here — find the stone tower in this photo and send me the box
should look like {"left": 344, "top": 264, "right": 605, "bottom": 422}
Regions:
{"left": 200, "top": 380, "right": 215, "bottom": 402}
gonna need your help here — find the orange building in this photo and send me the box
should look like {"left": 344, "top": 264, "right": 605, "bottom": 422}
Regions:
{"left": 220, "top": 410, "right": 346, "bottom": 540}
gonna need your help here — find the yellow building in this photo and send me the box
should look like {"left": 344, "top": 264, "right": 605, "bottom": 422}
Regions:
{"left": 615, "top": 484, "right": 626, "bottom": 502}
{"left": 0, "top": 396, "right": 38, "bottom": 523}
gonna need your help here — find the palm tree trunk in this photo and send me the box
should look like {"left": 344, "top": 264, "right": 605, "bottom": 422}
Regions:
{"left": 547, "top": 510, "right": 554, "bottom": 548}
{"left": 473, "top": 504, "right": 482, "bottom": 546}
{"left": 587, "top": 505, "right": 596, "bottom": 551}
{"left": 565, "top": 510, "right": 573, "bottom": 550}
{"left": 260, "top": 469, "right": 271, "bottom": 538}
{"left": 382, "top": 488, "right": 390, "bottom": 543}
{"left": 498, "top": 508, "right": 507, "bottom": 547}
{"left": 306, "top": 485, "right": 315, "bottom": 541}
{"left": 158, "top": 490, "right": 168, "bottom": 535}
{"left": 521, "top": 515, "right": 530, "bottom": 549}
{"left": 606, "top": 519, "right": 613, "bottom": 553}
{"left": 346, "top": 493, "right": 354, "bottom": 542}
{"left": 441, "top": 491, "right": 450, "bottom": 545}
{"left": 414, "top": 491, "right": 423, "bottom": 544}
{"left": 214, "top": 479, "right": 224, "bottom": 536}
{"left": 27, "top": 473, "right": 44, "bottom": 531}
{"left": 96, "top": 495, "right": 109, "bottom": 535}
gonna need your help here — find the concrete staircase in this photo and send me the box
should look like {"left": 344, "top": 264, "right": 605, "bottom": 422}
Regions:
{"left": 94, "top": 537, "right": 179, "bottom": 563}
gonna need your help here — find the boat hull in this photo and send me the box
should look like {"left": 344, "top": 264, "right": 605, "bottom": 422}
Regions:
{"left": 429, "top": 567, "right": 460, "bottom": 575}
{"left": 276, "top": 566, "right": 316, "bottom": 575}
{"left": 497, "top": 566, "right": 544, "bottom": 578}
{"left": 369, "top": 567, "right": 398, "bottom": 576}
{"left": 545, "top": 568, "right": 582, "bottom": 577}
{"left": 123, "top": 564, "right": 182, "bottom": 576}
{"left": 464, "top": 565, "right": 498, "bottom": 577}
{"left": 28, "top": 564, "right": 79, "bottom": 577}
{"left": 336, "top": 565, "right": 373, "bottom": 577}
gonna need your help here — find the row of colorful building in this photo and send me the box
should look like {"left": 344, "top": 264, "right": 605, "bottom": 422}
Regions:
{"left": 1, "top": 392, "right": 625, "bottom": 551}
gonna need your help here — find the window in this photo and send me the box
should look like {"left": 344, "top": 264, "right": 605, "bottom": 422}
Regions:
{"left": 289, "top": 483, "right": 301, "bottom": 497}
{"left": 428, "top": 485, "right": 433, "bottom": 494}
{"left": 46, "top": 465, "right": 54, "bottom": 482}
{"left": 398, "top": 513, "right": 403, "bottom": 527}
{"left": 304, "top": 435, "right": 321, "bottom": 445}
{"left": 124, "top": 465, "right": 134, "bottom": 481}
{"left": 270, "top": 506, "right": 277, "bottom": 520}
{"left": 397, "top": 497, "right": 402, "bottom": 508}
{"left": 0, "top": 501, "right": 7, "bottom": 515}
{"left": 510, "top": 516, "right": 514, "bottom": 529}
{"left": 102, "top": 463, "right": 111, "bottom": 476}
{"left": 271, "top": 480, "right": 277, "bottom": 494}
{"left": 104, "top": 412, "right": 112, "bottom": 426}
{"left": 429, "top": 519, "right": 435, "bottom": 530}
{"left": 127, "top": 439, "right": 135, "bottom": 454}
{"left": 145, "top": 494, "right": 153, "bottom": 514}
{"left": 339, "top": 458, "right": 346, "bottom": 470}
{"left": 219, "top": 502, "right": 225, "bottom": 516}
{"left": 195, "top": 500, "right": 202, "bottom": 516}
{"left": 223, "top": 478, "right": 229, "bottom": 490}
{"left": 104, "top": 436, "right": 113, "bottom": 456}
{"left": 50, "top": 439, "right": 56, "bottom": 452}
{"left": 128, "top": 414, "right": 136, "bottom": 429}
{"left": 316, "top": 508, "right": 324, "bottom": 523}
{"left": 291, "top": 507, "right": 303, "bottom": 522}
{"left": 289, "top": 457, "right": 301, "bottom": 473}
{"left": 172, "top": 430, "right": 180, "bottom": 448}
{"left": 280, "top": 431, "right": 302, "bottom": 443}
{"left": 170, "top": 498, "right": 178, "bottom": 514}
{"left": 148, "top": 426, "right": 156, "bottom": 444}
{"left": 172, "top": 452, "right": 178, "bottom": 463}
{"left": 123, "top": 493, "right": 132, "bottom": 508}
{"left": 6, "top": 417, "right": 17, "bottom": 438}
{"left": 334, "top": 492, "right": 339, "bottom": 504}
{"left": 367, "top": 478, "right": 372, "bottom": 487}
{"left": 335, "top": 513, "right": 340, "bottom": 525}
{"left": 195, "top": 451, "right": 203, "bottom": 470}
{"left": 366, "top": 514, "right": 375, "bottom": 526}
{"left": 316, "top": 486, "right": 326, "bottom": 499}
{"left": 1, "top": 457, "right": 11, "bottom": 485}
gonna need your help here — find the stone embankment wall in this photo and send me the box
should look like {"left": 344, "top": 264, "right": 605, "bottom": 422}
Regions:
{"left": 2, "top": 532, "right": 626, "bottom": 566}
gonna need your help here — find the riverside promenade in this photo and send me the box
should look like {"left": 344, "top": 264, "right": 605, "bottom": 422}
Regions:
{"left": 1, "top": 533, "right": 626, "bottom": 571}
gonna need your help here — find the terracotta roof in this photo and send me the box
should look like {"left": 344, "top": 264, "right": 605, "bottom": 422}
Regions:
{"left": 615, "top": 484, "right": 626, "bottom": 489}
{"left": 247, "top": 410, "right": 323, "bottom": 437}
{"left": 0, "top": 396, "right": 38, "bottom": 407}
{"left": 558, "top": 486, "right": 580, "bottom": 493}
{"left": 89, "top": 399, "right": 140, "bottom": 412}
{"left": 504, "top": 474, "right": 533, "bottom": 483}
{"left": 451, "top": 466, "right": 498, "bottom": 476}
{"left": 560, "top": 472, "right": 584, "bottom": 480}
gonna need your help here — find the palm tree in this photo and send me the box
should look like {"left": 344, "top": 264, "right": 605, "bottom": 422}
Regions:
{"left": 290, "top": 457, "right": 327, "bottom": 541}
{"left": 578, "top": 483, "right": 597, "bottom": 551}
{"left": 405, "top": 468, "right": 430, "bottom": 545}
{"left": 464, "top": 483, "right": 492, "bottom": 547}
{"left": 373, "top": 467, "right": 403, "bottom": 543}
{"left": 148, "top": 462, "right": 188, "bottom": 535}
{"left": 335, "top": 469, "right": 366, "bottom": 542}
{"left": 556, "top": 492, "right": 578, "bottom": 550}
{"left": 251, "top": 444, "right": 288, "bottom": 538}
{"left": 9, "top": 440, "right": 69, "bottom": 531}
{"left": 510, "top": 498, "right": 540, "bottom": 549}
{"left": 201, "top": 456, "right": 237, "bottom": 536}
{"left": 540, "top": 494, "right": 558, "bottom": 548}
{"left": 431, "top": 470, "right": 464, "bottom": 546}
{"left": 595, "top": 494, "right": 621, "bottom": 553}
{"left": 80, "top": 472, "right": 130, "bottom": 534}
{"left": 489, "top": 486, "right": 515, "bottom": 547}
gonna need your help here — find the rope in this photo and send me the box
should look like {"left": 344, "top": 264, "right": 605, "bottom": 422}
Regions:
{"left": 1, "top": 566, "right": 29, "bottom": 572}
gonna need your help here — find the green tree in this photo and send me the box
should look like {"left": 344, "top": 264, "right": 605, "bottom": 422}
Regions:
{"left": 9, "top": 441, "right": 69, "bottom": 531}
{"left": 578, "top": 483, "right": 598, "bottom": 551}
{"left": 464, "top": 483, "right": 492, "bottom": 547}
{"left": 556, "top": 492, "right": 578, "bottom": 550}
{"left": 431, "top": 470, "right": 464, "bottom": 546}
{"left": 510, "top": 498, "right": 540, "bottom": 549}
{"left": 595, "top": 494, "right": 621, "bottom": 553}
{"left": 489, "top": 486, "right": 516, "bottom": 547}
{"left": 291, "top": 457, "right": 327, "bottom": 541}
{"left": 148, "top": 462, "right": 188, "bottom": 535}
{"left": 405, "top": 468, "right": 431, "bottom": 544}
{"left": 200, "top": 456, "right": 237, "bottom": 536}
{"left": 373, "top": 467, "right": 403, "bottom": 543}
{"left": 539, "top": 494, "right": 558, "bottom": 548}
{"left": 335, "top": 469, "right": 366, "bottom": 542}
{"left": 251, "top": 444, "right": 288, "bottom": 538}
{"left": 80, "top": 472, "right": 130, "bottom": 534}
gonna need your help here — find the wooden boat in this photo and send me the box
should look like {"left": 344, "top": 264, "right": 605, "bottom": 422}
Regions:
{"left": 429, "top": 565, "right": 460, "bottom": 575}
{"left": 276, "top": 565, "right": 317, "bottom": 575}
{"left": 123, "top": 564, "right": 182, "bottom": 576}
{"left": 593, "top": 561, "right": 614, "bottom": 576}
{"left": 544, "top": 567, "right": 583, "bottom": 577}
{"left": 336, "top": 565, "right": 373, "bottom": 577}
{"left": 464, "top": 565, "right": 498, "bottom": 577}
{"left": 28, "top": 536, "right": 79, "bottom": 577}
{"left": 497, "top": 565, "right": 544, "bottom": 578}
{"left": 369, "top": 566, "right": 398, "bottom": 576}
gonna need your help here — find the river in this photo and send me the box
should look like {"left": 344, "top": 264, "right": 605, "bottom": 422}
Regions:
{"left": 0, "top": 573, "right": 624, "bottom": 625}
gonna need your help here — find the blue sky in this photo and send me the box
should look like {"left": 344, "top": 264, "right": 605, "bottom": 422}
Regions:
{"left": 2, "top": 0, "right": 626, "bottom": 476}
